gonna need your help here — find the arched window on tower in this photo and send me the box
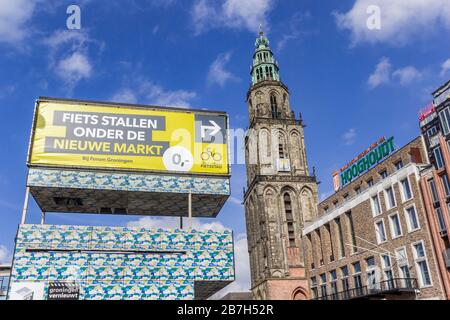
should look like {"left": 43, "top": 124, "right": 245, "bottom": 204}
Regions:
{"left": 270, "top": 94, "right": 279, "bottom": 119}
{"left": 284, "top": 193, "right": 296, "bottom": 247}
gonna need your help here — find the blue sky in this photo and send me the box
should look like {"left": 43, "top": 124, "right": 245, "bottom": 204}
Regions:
{"left": 0, "top": 0, "right": 450, "bottom": 296}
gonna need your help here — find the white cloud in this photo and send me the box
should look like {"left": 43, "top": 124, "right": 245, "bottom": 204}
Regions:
{"left": 207, "top": 52, "right": 239, "bottom": 88}
{"left": 334, "top": 0, "right": 450, "bottom": 46}
{"left": 392, "top": 66, "right": 422, "bottom": 86}
{"left": 44, "top": 30, "right": 99, "bottom": 92}
{"left": 0, "top": 0, "right": 37, "bottom": 44}
{"left": 126, "top": 216, "right": 230, "bottom": 232}
{"left": 112, "top": 79, "right": 197, "bottom": 108}
{"left": 342, "top": 128, "right": 357, "bottom": 146}
{"left": 0, "top": 245, "right": 10, "bottom": 264}
{"left": 368, "top": 57, "right": 392, "bottom": 88}
{"left": 192, "top": 0, "right": 274, "bottom": 35}
{"left": 43, "top": 30, "right": 90, "bottom": 50}
{"left": 441, "top": 59, "right": 450, "bottom": 77}
{"left": 368, "top": 57, "right": 424, "bottom": 88}
{"left": 56, "top": 51, "right": 92, "bottom": 86}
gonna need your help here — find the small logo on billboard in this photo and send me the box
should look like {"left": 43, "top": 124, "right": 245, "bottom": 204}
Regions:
{"left": 332, "top": 170, "right": 340, "bottom": 192}
{"left": 47, "top": 282, "right": 80, "bottom": 300}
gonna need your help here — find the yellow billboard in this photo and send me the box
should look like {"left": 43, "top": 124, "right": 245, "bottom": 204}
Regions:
{"left": 29, "top": 99, "right": 229, "bottom": 175}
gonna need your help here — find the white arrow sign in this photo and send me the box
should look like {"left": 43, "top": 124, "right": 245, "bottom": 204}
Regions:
{"left": 201, "top": 120, "right": 221, "bottom": 139}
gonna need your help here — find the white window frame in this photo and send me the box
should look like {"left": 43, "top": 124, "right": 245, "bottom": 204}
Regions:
{"left": 380, "top": 254, "right": 393, "bottom": 282}
{"left": 411, "top": 240, "right": 433, "bottom": 288}
{"left": 433, "top": 146, "right": 444, "bottom": 169}
{"left": 439, "top": 106, "right": 450, "bottom": 135}
{"left": 395, "top": 246, "right": 409, "bottom": 267}
{"left": 374, "top": 218, "right": 387, "bottom": 244}
{"left": 370, "top": 193, "right": 382, "bottom": 217}
{"left": 404, "top": 204, "right": 421, "bottom": 233}
{"left": 388, "top": 212, "right": 403, "bottom": 239}
{"left": 441, "top": 174, "right": 450, "bottom": 197}
{"left": 384, "top": 186, "right": 397, "bottom": 210}
{"left": 399, "top": 176, "right": 413, "bottom": 202}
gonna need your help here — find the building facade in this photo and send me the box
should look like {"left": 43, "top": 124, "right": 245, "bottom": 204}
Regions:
{"left": 303, "top": 137, "right": 446, "bottom": 300}
{"left": 418, "top": 80, "right": 450, "bottom": 299}
{"left": 0, "top": 265, "right": 11, "bottom": 300}
{"left": 244, "top": 30, "right": 319, "bottom": 300}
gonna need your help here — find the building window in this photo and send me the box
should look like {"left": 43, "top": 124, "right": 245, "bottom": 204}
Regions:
{"left": 270, "top": 94, "right": 279, "bottom": 119}
{"left": 324, "top": 206, "right": 329, "bottom": 213}
{"left": 0, "top": 275, "right": 10, "bottom": 292}
{"left": 385, "top": 186, "right": 397, "bottom": 209}
{"left": 429, "top": 179, "right": 439, "bottom": 203}
{"left": 335, "top": 218, "right": 345, "bottom": 258}
{"left": 400, "top": 177, "right": 413, "bottom": 201}
{"left": 354, "top": 186, "right": 362, "bottom": 195}
{"left": 433, "top": 146, "right": 445, "bottom": 169}
{"left": 366, "top": 256, "right": 378, "bottom": 289}
{"left": 343, "top": 193, "right": 349, "bottom": 201}
{"left": 320, "top": 273, "right": 327, "bottom": 298}
{"left": 366, "top": 256, "right": 375, "bottom": 268}
{"left": 371, "top": 194, "right": 382, "bottom": 216}
{"left": 395, "top": 160, "right": 404, "bottom": 171}
{"left": 330, "top": 270, "right": 338, "bottom": 299}
{"left": 317, "top": 230, "right": 325, "bottom": 266}
{"left": 438, "top": 106, "right": 450, "bottom": 135}
{"left": 347, "top": 212, "right": 357, "bottom": 253}
{"left": 310, "top": 277, "right": 318, "bottom": 299}
{"left": 308, "top": 234, "right": 316, "bottom": 270}
{"left": 375, "top": 219, "right": 387, "bottom": 243}
{"left": 435, "top": 207, "right": 446, "bottom": 232}
{"left": 396, "top": 247, "right": 413, "bottom": 288}
{"left": 380, "top": 170, "right": 388, "bottom": 179}
{"left": 325, "top": 224, "right": 335, "bottom": 262}
{"left": 341, "top": 266, "right": 350, "bottom": 298}
{"left": 381, "top": 255, "right": 394, "bottom": 289}
{"left": 441, "top": 174, "right": 450, "bottom": 197}
{"left": 412, "top": 241, "right": 432, "bottom": 287}
{"left": 389, "top": 213, "right": 403, "bottom": 238}
{"left": 352, "top": 262, "right": 363, "bottom": 294}
{"left": 367, "top": 178, "right": 374, "bottom": 187}
{"left": 405, "top": 205, "right": 420, "bottom": 232}
{"left": 284, "top": 193, "right": 296, "bottom": 247}
{"left": 427, "top": 126, "right": 438, "bottom": 137}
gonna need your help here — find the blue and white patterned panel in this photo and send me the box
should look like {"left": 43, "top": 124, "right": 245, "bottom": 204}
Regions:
{"left": 10, "top": 224, "right": 234, "bottom": 300}
{"left": 27, "top": 168, "right": 230, "bottom": 195}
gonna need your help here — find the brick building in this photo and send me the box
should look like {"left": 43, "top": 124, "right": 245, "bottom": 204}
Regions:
{"left": 418, "top": 80, "right": 450, "bottom": 299}
{"left": 302, "top": 137, "right": 446, "bottom": 300}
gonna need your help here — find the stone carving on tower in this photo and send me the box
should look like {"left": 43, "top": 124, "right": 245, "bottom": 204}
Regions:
{"left": 243, "top": 28, "right": 319, "bottom": 300}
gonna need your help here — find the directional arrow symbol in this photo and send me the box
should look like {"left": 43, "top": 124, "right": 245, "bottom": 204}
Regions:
{"left": 201, "top": 120, "right": 221, "bottom": 139}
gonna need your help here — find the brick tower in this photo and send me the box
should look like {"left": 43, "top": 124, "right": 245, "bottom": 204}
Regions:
{"left": 243, "top": 28, "right": 319, "bottom": 300}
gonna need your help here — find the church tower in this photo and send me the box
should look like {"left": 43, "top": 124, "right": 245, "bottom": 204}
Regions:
{"left": 243, "top": 29, "right": 319, "bottom": 300}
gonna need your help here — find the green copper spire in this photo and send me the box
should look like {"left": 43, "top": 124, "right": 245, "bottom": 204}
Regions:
{"left": 250, "top": 26, "right": 280, "bottom": 85}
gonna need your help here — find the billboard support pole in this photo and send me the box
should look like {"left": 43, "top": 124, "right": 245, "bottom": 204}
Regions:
{"left": 180, "top": 216, "right": 183, "bottom": 230}
{"left": 188, "top": 191, "right": 192, "bottom": 230}
{"left": 20, "top": 187, "right": 30, "bottom": 225}
{"left": 41, "top": 211, "right": 46, "bottom": 225}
